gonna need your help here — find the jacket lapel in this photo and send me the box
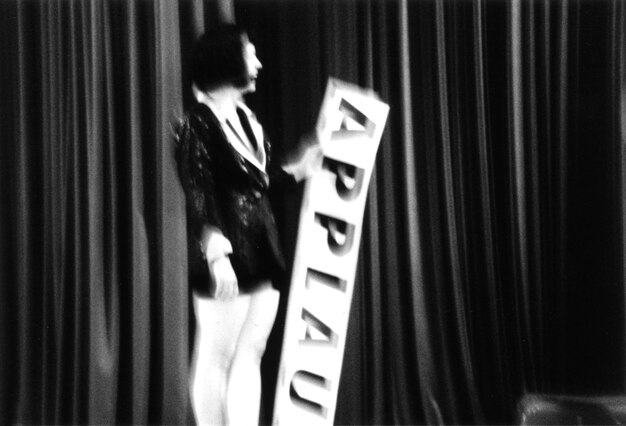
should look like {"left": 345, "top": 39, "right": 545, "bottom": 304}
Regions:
{"left": 197, "top": 103, "right": 269, "bottom": 189}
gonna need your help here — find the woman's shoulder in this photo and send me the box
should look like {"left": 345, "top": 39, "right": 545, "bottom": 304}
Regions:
{"left": 174, "top": 102, "right": 219, "bottom": 140}
{"left": 185, "top": 102, "right": 219, "bottom": 127}
{"left": 173, "top": 104, "right": 216, "bottom": 176}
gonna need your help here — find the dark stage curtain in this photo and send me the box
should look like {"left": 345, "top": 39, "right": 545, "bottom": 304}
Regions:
{"left": 235, "top": 0, "right": 626, "bottom": 424}
{"left": 0, "top": 0, "right": 212, "bottom": 424}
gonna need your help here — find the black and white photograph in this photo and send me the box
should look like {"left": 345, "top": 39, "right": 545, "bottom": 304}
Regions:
{"left": 1, "top": 0, "right": 626, "bottom": 424}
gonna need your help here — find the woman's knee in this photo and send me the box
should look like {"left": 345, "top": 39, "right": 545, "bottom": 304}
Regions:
{"left": 215, "top": 343, "right": 242, "bottom": 372}
{"left": 231, "top": 337, "right": 267, "bottom": 369}
{"left": 235, "top": 317, "right": 277, "bottom": 362}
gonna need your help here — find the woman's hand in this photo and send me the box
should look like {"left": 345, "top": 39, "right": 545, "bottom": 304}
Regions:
{"left": 208, "top": 256, "right": 239, "bottom": 299}
{"left": 283, "top": 132, "right": 324, "bottom": 182}
{"left": 198, "top": 227, "right": 238, "bottom": 299}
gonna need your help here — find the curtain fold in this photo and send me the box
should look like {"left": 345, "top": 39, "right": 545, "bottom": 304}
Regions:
{"left": 612, "top": 0, "right": 626, "bottom": 395}
{"left": 0, "top": 0, "right": 192, "bottom": 424}
{"left": 398, "top": 0, "right": 439, "bottom": 423}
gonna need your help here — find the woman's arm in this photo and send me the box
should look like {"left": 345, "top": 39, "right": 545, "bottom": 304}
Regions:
{"left": 174, "top": 113, "right": 225, "bottom": 238}
{"left": 174, "top": 112, "right": 238, "bottom": 298}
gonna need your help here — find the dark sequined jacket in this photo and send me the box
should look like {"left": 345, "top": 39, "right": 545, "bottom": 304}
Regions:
{"left": 174, "top": 102, "right": 295, "bottom": 294}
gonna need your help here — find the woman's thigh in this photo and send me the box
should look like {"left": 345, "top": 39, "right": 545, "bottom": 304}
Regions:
{"left": 235, "top": 281, "right": 280, "bottom": 355}
{"left": 193, "top": 291, "right": 252, "bottom": 362}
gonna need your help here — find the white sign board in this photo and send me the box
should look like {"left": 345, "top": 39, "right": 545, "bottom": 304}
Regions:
{"left": 273, "top": 78, "right": 389, "bottom": 425}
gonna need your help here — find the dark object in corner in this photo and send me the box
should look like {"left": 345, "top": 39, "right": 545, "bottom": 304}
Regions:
{"left": 518, "top": 394, "right": 626, "bottom": 425}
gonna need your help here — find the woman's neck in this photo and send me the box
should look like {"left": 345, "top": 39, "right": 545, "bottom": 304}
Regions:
{"left": 204, "top": 86, "right": 242, "bottom": 110}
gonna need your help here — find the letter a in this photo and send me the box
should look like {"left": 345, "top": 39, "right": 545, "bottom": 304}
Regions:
{"left": 332, "top": 98, "right": 377, "bottom": 139}
{"left": 300, "top": 308, "right": 338, "bottom": 347}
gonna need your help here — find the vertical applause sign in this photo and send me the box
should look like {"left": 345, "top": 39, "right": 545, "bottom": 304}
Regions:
{"left": 273, "top": 79, "right": 389, "bottom": 425}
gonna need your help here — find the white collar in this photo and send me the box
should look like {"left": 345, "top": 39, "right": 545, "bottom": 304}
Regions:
{"left": 194, "top": 88, "right": 238, "bottom": 123}
{"left": 195, "top": 88, "right": 267, "bottom": 172}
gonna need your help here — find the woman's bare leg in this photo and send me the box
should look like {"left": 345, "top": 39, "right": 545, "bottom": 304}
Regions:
{"left": 226, "top": 282, "right": 280, "bottom": 425}
{"left": 190, "top": 292, "right": 250, "bottom": 425}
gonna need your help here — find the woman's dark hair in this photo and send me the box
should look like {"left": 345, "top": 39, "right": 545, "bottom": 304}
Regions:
{"left": 190, "top": 24, "right": 250, "bottom": 91}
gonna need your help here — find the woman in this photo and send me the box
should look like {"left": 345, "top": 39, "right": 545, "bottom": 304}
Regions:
{"left": 174, "top": 25, "right": 321, "bottom": 425}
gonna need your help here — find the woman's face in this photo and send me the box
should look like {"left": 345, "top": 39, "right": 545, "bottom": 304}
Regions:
{"left": 241, "top": 37, "right": 262, "bottom": 94}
